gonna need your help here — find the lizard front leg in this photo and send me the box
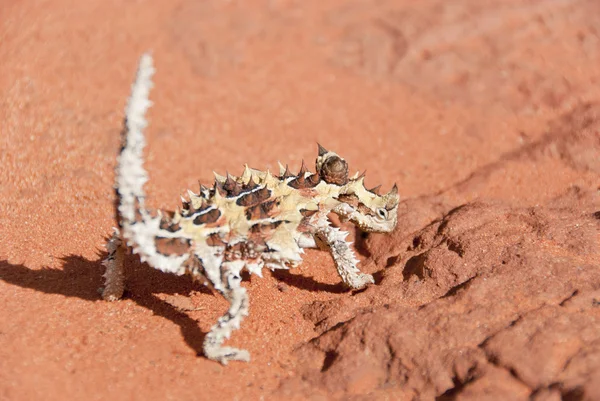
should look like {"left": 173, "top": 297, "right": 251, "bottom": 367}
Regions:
{"left": 202, "top": 259, "right": 250, "bottom": 364}
{"left": 316, "top": 226, "right": 374, "bottom": 290}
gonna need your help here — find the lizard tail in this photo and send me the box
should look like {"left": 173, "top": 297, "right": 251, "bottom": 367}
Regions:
{"left": 113, "top": 54, "right": 190, "bottom": 275}
{"left": 115, "top": 53, "right": 154, "bottom": 228}
{"left": 101, "top": 54, "right": 155, "bottom": 301}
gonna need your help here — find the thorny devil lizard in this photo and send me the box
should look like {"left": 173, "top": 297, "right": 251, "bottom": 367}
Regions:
{"left": 101, "top": 54, "right": 400, "bottom": 364}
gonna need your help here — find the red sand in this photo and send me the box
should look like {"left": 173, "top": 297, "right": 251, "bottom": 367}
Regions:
{"left": 1, "top": 1, "right": 599, "bottom": 400}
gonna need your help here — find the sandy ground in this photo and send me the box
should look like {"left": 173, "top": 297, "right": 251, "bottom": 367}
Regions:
{"left": 1, "top": 0, "right": 599, "bottom": 400}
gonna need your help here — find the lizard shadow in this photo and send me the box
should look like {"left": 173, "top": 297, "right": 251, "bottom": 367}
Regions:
{"left": 0, "top": 228, "right": 384, "bottom": 352}
{"left": 0, "top": 253, "right": 211, "bottom": 355}
{"left": 0, "top": 250, "right": 361, "bottom": 354}
{"left": 271, "top": 269, "right": 348, "bottom": 294}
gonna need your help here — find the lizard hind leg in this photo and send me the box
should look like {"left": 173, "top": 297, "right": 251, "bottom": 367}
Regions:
{"left": 101, "top": 229, "right": 126, "bottom": 301}
{"left": 203, "top": 260, "right": 251, "bottom": 364}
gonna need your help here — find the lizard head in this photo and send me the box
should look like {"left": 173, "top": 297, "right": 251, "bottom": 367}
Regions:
{"left": 315, "top": 144, "right": 399, "bottom": 233}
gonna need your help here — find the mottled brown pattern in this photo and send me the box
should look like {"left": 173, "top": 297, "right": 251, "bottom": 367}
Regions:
{"left": 288, "top": 174, "right": 320, "bottom": 189}
{"left": 247, "top": 224, "right": 281, "bottom": 253}
{"left": 193, "top": 208, "right": 221, "bottom": 225}
{"left": 154, "top": 237, "right": 191, "bottom": 256}
{"left": 159, "top": 211, "right": 181, "bottom": 232}
{"left": 224, "top": 242, "right": 244, "bottom": 261}
{"left": 206, "top": 233, "right": 226, "bottom": 247}
{"left": 236, "top": 187, "right": 271, "bottom": 207}
{"left": 357, "top": 203, "right": 375, "bottom": 216}
{"left": 298, "top": 208, "right": 318, "bottom": 231}
{"left": 243, "top": 241, "right": 259, "bottom": 259}
{"left": 336, "top": 193, "right": 360, "bottom": 208}
{"left": 300, "top": 208, "right": 318, "bottom": 218}
{"left": 181, "top": 200, "right": 191, "bottom": 213}
{"left": 297, "top": 218, "right": 314, "bottom": 233}
{"left": 183, "top": 253, "right": 205, "bottom": 278}
{"left": 249, "top": 220, "right": 283, "bottom": 237}
{"left": 319, "top": 155, "right": 348, "bottom": 185}
{"left": 182, "top": 198, "right": 209, "bottom": 216}
{"left": 223, "top": 175, "right": 243, "bottom": 197}
{"left": 222, "top": 241, "right": 260, "bottom": 261}
{"left": 246, "top": 231, "right": 268, "bottom": 250}
{"left": 245, "top": 200, "right": 278, "bottom": 220}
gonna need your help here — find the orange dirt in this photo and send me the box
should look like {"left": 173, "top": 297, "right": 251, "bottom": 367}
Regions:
{"left": 1, "top": 1, "right": 599, "bottom": 400}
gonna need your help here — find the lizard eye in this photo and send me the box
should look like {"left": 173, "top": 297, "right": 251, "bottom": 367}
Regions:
{"left": 376, "top": 208, "right": 388, "bottom": 219}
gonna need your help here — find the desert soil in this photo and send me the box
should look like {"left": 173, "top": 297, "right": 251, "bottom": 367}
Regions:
{"left": 1, "top": 0, "right": 599, "bottom": 400}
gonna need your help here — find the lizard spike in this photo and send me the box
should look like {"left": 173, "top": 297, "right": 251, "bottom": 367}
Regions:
{"left": 384, "top": 183, "right": 399, "bottom": 209}
{"left": 357, "top": 170, "right": 367, "bottom": 180}
{"left": 180, "top": 196, "right": 191, "bottom": 213}
{"left": 241, "top": 164, "right": 252, "bottom": 182}
{"left": 298, "top": 160, "right": 308, "bottom": 177}
{"left": 224, "top": 172, "right": 235, "bottom": 187}
{"left": 187, "top": 189, "right": 197, "bottom": 199}
{"left": 245, "top": 174, "right": 257, "bottom": 190}
{"left": 263, "top": 170, "right": 275, "bottom": 185}
{"left": 199, "top": 183, "right": 210, "bottom": 198}
{"left": 224, "top": 172, "right": 243, "bottom": 196}
{"left": 350, "top": 171, "right": 360, "bottom": 180}
{"left": 387, "top": 183, "right": 398, "bottom": 197}
{"left": 278, "top": 161, "right": 286, "bottom": 176}
{"left": 188, "top": 197, "right": 200, "bottom": 213}
{"left": 307, "top": 173, "right": 320, "bottom": 186}
{"left": 282, "top": 164, "right": 293, "bottom": 179}
{"left": 317, "top": 143, "right": 328, "bottom": 157}
{"left": 368, "top": 185, "right": 381, "bottom": 195}
{"left": 213, "top": 180, "right": 225, "bottom": 198}
{"left": 213, "top": 171, "right": 226, "bottom": 183}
